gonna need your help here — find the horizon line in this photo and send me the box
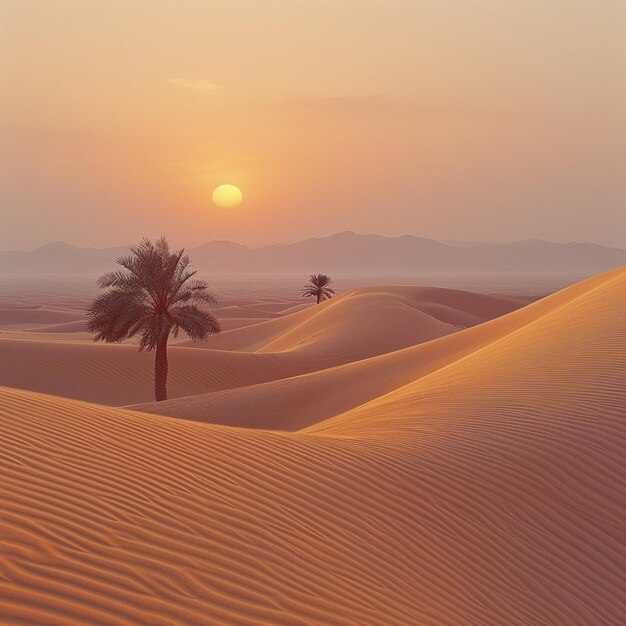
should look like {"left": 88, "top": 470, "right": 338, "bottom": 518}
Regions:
{"left": 3, "top": 231, "right": 626, "bottom": 254}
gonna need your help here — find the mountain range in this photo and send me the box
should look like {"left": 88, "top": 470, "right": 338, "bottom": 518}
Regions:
{"left": 1, "top": 232, "right": 625, "bottom": 275}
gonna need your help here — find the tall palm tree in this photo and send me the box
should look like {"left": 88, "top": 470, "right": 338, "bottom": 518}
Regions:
{"left": 87, "top": 237, "right": 220, "bottom": 401}
{"left": 301, "top": 273, "right": 335, "bottom": 304}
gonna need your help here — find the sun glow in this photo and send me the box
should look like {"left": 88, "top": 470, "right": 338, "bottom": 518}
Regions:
{"left": 212, "top": 184, "right": 243, "bottom": 209}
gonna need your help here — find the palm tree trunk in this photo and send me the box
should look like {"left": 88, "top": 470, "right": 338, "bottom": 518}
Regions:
{"left": 317, "top": 293, "right": 321, "bottom": 304}
{"left": 154, "top": 336, "right": 169, "bottom": 401}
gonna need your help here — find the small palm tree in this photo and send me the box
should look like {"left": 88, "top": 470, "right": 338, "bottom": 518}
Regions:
{"left": 301, "top": 273, "right": 335, "bottom": 304}
{"left": 87, "top": 237, "right": 220, "bottom": 401}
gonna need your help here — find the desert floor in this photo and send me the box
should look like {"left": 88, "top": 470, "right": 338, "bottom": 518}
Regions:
{"left": 0, "top": 269, "right": 624, "bottom": 625}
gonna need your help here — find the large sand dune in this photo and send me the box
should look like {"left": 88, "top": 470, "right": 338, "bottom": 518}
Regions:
{"left": 0, "top": 286, "right": 520, "bottom": 405}
{"left": 1, "top": 268, "right": 624, "bottom": 624}
{"left": 133, "top": 277, "right": 601, "bottom": 430}
{"left": 183, "top": 286, "right": 522, "bottom": 353}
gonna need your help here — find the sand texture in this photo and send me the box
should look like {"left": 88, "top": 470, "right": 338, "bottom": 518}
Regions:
{"left": 0, "top": 268, "right": 624, "bottom": 624}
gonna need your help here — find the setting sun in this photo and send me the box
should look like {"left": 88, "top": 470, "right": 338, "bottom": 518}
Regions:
{"left": 212, "top": 184, "right": 243, "bottom": 209}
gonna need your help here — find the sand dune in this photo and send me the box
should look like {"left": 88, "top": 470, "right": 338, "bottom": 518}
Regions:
{"left": 213, "top": 317, "right": 276, "bottom": 332}
{"left": 0, "top": 305, "right": 85, "bottom": 329}
{"left": 0, "top": 338, "right": 290, "bottom": 405}
{"left": 213, "top": 306, "right": 281, "bottom": 320}
{"left": 182, "top": 286, "right": 521, "bottom": 353}
{"left": 1, "top": 268, "right": 624, "bottom": 625}
{"left": 0, "top": 297, "right": 293, "bottom": 337}
{"left": 134, "top": 286, "right": 549, "bottom": 430}
{"left": 25, "top": 319, "right": 89, "bottom": 334}
{"left": 311, "top": 266, "right": 626, "bottom": 436}
{"left": 276, "top": 302, "right": 314, "bottom": 315}
{"left": 0, "top": 286, "right": 521, "bottom": 405}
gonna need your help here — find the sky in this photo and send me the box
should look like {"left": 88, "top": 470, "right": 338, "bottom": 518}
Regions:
{"left": 1, "top": 0, "right": 625, "bottom": 250}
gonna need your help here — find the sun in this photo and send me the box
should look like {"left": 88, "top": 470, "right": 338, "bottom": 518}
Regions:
{"left": 212, "top": 184, "right": 243, "bottom": 209}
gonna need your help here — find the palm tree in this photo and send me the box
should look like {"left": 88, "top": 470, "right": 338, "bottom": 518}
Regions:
{"left": 301, "top": 273, "right": 335, "bottom": 304}
{"left": 87, "top": 237, "right": 220, "bottom": 401}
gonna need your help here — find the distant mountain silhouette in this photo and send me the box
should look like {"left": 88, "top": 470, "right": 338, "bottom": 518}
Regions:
{"left": 0, "top": 242, "right": 129, "bottom": 275}
{"left": 1, "top": 232, "right": 625, "bottom": 275}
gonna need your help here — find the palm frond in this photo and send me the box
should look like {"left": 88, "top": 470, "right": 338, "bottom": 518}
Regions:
{"left": 87, "top": 290, "right": 150, "bottom": 343}
{"left": 170, "top": 305, "right": 221, "bottom": 341}
{"left": 174, "top": 279, "right": 218, "bottom": 306}
{"left": 96, "top": 270, "right": 140, "bottom": 290}
{"left": 87, "top": 237, "right": 221, "bottom": 350}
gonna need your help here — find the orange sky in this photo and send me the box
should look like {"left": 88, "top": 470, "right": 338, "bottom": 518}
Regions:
{"left": 1, "top": 0, "right": 625, "bottom": 249}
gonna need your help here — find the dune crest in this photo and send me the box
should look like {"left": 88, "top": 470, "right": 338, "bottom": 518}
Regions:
{"left": 185, "top": 286, "right": 522, "bottom": 353}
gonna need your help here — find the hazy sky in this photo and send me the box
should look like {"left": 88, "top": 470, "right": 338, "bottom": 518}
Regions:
{"left": 1, "top": 0, "right": 625, "bottom": 250}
